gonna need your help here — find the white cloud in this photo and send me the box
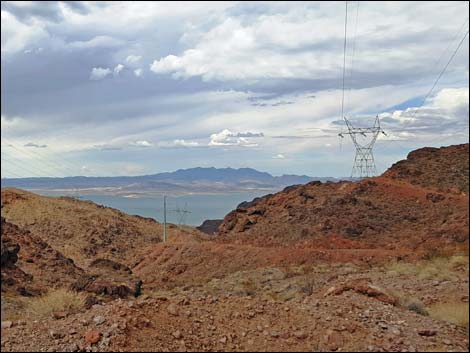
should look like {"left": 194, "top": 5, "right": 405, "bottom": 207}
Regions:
{"left": 149, "top": 3, "right": 469, "bottom": 82}
{"left": 378, "top": 87, "right": 469, "bottom": 140}
{"left": 379, "top": 131, "right": 417, "bottom": 141}
{"left": 173, "top": 139, "right": 200, "bottom": 147}
{"left": 81, "top": 165, "right": 92, "bottom": 173}
{"left": 234, "top": 132, "right": 264, "bottom": 138}
{"left": 113, "top": 64, "right": 125, "bottom": 76}
{"left": 209, "top": 129, "right": 263, "bottom": 147}
{"left": 1, "top": 10, "right": 49, "bottom": 55}
{"left": 24, "top": 142, "right": 47, "bottom": 148}
{"left": 126, "top": 55, "right": 142, "bottom": 64}
{"left": 89, "top": 67, "right": 112, "bottom": 80}
{"left": 93, "top": 143, "right": 122, "bottom": 151}
{"left": 272, "top": 154, "right": 286, "bottom": 159}
{"left": 134, "top": 68, "right": 143, "bottom": 77}
{"left": 122, "top": 163, "right": 146, "bottom": 175}
{"left": 69, "top": 35, "right": 124, "bottom": 50}
{"left": 130, "top": 140, "right": 153, "bottom": 147}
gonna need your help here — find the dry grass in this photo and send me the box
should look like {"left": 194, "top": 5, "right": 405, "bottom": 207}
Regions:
{"left": 449, "top": 255, "right": 469, "bottom": 269}
{"left": 298, "top": 275, "right": 316, "bottom": 296}
{"left": 428, "top": 302, "right": 469, "bottom": 327}
{"left": 282, "top": 267, "right": 302, "bottom": 279}
{"left": 386, "top": 256, "right": 468, "bottom": 281}
{"left": 240, "top": 278, "right": 258, "bottom": 296}
{"left": 1, "top": 296, "right": 27, "bottom": 321}
{"left": 24, "top": 288, "right": 86, "bottom": 320}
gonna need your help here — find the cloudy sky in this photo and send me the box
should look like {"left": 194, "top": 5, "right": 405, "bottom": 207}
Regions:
{"left": 1, "top": 1, "right": 469, "bottom": 178}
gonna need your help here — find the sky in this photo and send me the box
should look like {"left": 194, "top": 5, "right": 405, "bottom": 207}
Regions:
{"left": 1, "top": 1, "right": 469, "bottom": 178}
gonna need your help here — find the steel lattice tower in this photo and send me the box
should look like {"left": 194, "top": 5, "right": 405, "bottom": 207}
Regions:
{"left": 339, "top": 115, "right": 386, "bottom": 178}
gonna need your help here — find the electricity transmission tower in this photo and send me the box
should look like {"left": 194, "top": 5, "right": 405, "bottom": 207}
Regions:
{"left": 174, "top": 202, "right": 191, "bottom": 228}
{"left": 161, "top": 197, "right": 192, "bottom": 242}
{"left": 339, "top": 115, "right": 387, "bottom": 178}
{"left": 163, "top": 195, "right": 167, "bottom": 242}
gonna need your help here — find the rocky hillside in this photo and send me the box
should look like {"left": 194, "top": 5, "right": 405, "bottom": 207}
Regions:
{"left": 218, "top": 144, "right": 469, "bottom": 253}
{"left": 1, "top": 217, "right": 84, "bottom": 296}
{"left": 1, "top": 216, "right": 144, "bottom": 299}
{"left": 383, "top": 143, "right": 469, "bottom": 193}
{"left": 1, "top": 188, "right": 168, "bottom": 268}
{"left": 1, "top": 189, "right": 203, "bottom": 299}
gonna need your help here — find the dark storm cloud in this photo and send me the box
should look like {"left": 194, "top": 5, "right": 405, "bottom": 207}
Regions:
{"left": 1, "top": 1, "right": 90, "bottom": 23}
{"left": 24, "top": 142, "right": 48, "bottom": 148}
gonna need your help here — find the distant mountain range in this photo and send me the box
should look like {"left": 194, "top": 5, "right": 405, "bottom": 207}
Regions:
{"left": 1, "top": 167, "right": 347, "bottom": 195}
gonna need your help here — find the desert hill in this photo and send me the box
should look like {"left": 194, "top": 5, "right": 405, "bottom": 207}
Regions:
{"left": 217, "top": 144, "right": 469, "bottom": 254}
{"left": 383, "top": 143, "right": 469, "bottom": 193}
{"left": 1, "top": 188, "right": 177, "bottom": 268}
{"left": 1, "top": 188, "right": 204, "bottom": 299}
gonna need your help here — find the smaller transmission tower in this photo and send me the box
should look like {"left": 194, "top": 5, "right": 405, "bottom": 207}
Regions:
{"left": 339, "top": 115, "right": 387, "bottom": 178}
{"left": 174, "top": 202, "right": 191, "bottom": 228}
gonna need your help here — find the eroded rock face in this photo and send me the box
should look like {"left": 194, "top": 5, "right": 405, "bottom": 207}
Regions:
{"left": 1, "top": 228, "right": 20, "bottom": 268}
{"left": 383, "top": 143, "right": 469, "bottom": 193}
{"left": 1, "top": 218, "right": 35, "bottom": 295}
{"left": 196, "top": 219, "right": 223, "bottom": 235}
{"left": 1, "top": 217, "right": 85, "bottom": 295}
{"left": 83, "top": 280, "right": 142, "bottom": 298}
{"left": 1, "top": 217, "right": 142, "bottom": 299}
{"left": 72, "top": 259, "right": 142, "bottom": 298}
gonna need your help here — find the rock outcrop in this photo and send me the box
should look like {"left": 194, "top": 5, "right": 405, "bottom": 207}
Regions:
{"left": 217, "top": 144, "right": 469, "bottom": 253}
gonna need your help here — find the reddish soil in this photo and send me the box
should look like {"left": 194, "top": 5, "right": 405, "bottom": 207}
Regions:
{"left": 1, "top": 143, "right": 469, "bottom": 352}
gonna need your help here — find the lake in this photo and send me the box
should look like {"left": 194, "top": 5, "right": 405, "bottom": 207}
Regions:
{"left": 34, "top": 191, "right": 270, "bottom": 226}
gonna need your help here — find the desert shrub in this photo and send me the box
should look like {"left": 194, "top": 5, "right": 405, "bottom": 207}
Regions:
{"left": 25, "top": 288, "right": 86, "bottom": 319}
{"left": 405, "top": 299, "right": 429, "bottom": 316}
{"left": 387, "top": 290, "right": 429, "bottom": 316}
{"left": 428, "top": 302, "right": 469, "bottom": 327}
{"left": 421, "top": 247, "right": 452, "bottom": 261}
{"left": 298, "top": 275, "right": 316, "bottom": 296}
{"left": 282, "top": 267, "right": 301, "bottom": 279}
{"left": 265, "top": 292, "right": 280, "bottom": 302}
{"left": 240, "top": 278, "right": 258, "bottom": 296}
{"left": 300, "top": 264, "right": 316, "bottom": 275}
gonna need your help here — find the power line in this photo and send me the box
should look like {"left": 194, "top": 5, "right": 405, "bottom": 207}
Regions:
{"left": 346, "top": 1, "right": 360, "bottom": 114}
{"left": 1, "top": 167, "right": 23, "bottom": 179}
{"left": 340, "top": 1, "right": 349, "bottom": 123}
{"left": 2, "top": 143, "right": 69, "bottom": 177}
{"left": 1, "top": 139, "right": 79, "bottom": 177}
{"left": 339, "top": 1, "right": 349, "bottom": 152}
{"left": 1, "top": 151, "right": 53, "bottom": 177}
{"left": 380, "top": 17, "right": 469, "bottom": 151}
{"left": 409, "top": 28, "right": 469, "bottom": 118}
{"left": 1, "top": 153, "right": 47, "bottom": 178}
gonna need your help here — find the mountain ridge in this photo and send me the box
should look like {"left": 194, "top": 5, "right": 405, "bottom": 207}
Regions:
{"left": 1, "top": 167, "right": 343, "bottom": 194}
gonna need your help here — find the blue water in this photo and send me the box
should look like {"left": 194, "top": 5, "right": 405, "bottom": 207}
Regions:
{"left": 34, "top": 191, "right": 270, "bottom": 226}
